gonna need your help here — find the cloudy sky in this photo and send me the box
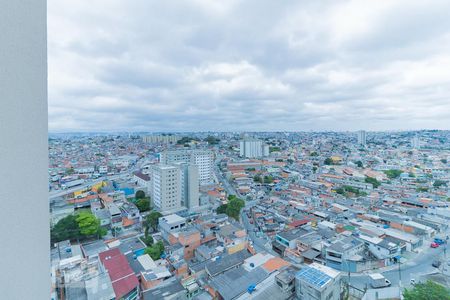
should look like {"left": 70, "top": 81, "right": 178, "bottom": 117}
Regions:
{"left": 48, "top": 0, "right": 450, "bottom": 132}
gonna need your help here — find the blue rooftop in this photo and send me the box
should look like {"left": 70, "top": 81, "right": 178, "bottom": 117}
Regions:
{"left": 296, "top": 267, "right": 332, "bottom": 288}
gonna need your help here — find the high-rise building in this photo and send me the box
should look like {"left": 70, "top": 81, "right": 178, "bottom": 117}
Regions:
{"left": 159, "top": 149, "right": 214, "bottom": 185}
{"left": 174, "top": 162, "right": 199, "bottom": 210}
{"left": 411, "top": 136, "right": 420, "bottom": 149}
{"left": 295, "top": 263, "right": 342, "bottom": 300}
{"left": 150, "top": 164, "right": 182, "bottom": 215}
{"left": 357, "top": 130, "right": 367, "bottom": 146}
{"left": 142, "top": 134, "right": 181, "bottom": 144}
{"left": 239, "top": 138, "right": 269, "bottom": 158}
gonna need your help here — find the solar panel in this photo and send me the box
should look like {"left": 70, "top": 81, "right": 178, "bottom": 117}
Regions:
{"left": 296, "top": 267, "right": 332, "bottom": 288}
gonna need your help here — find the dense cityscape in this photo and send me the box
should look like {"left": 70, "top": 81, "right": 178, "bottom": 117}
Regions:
{"left": 49, "top": 130, "right": 450, "bottom": 300}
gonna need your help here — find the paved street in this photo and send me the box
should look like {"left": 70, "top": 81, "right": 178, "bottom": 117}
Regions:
{"left": 241, "top": 209, "right": 277, "bottom": 255}
{"left": 49, "top": 173, "right": 128, "bottom": 199}
{"left": 350, "top": 239, "right": 449, "bottom": 290}
{"left": 214, "top": 160, "right": 275, "bottom": 254}
{"left": 213, "top": 152, "right": 450, "bottom": 292}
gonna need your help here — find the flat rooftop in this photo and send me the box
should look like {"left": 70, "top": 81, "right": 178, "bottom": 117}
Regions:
{"left": 296, "top": 263, "right": 340, "bottom": 289}
{"left": 159, "top": 213, "right": 186, "bottom": 224}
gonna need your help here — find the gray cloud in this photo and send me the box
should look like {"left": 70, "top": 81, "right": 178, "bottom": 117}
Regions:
{"left": 48, "top": 0, "right": 450, "bottom": 132}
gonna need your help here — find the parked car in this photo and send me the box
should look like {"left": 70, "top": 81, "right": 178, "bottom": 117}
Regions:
{"left": 434, "top": 238, "right": 445, "bottom": 245}
{"left": 431, "top": 242, "right": 439, "bottom": 248}
{"left": 432, "top": 260, "right": 441, "bottom": 268}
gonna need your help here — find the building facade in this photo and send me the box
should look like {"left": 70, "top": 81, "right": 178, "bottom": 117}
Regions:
{"left": 159, "top": 149, "right": 214, "bottom": 185}
{"left": 151, "top": 164, "right": 182, "bottom": 214}
{"left": 357, "top": 130, "right": 367, "bottom": 146}
{"left": 175, "top": 162, "right": 200, "bottom": 210}
{"left": 239, "top": 138, "right": 269, "bottom": 158}
{"left": 411, "top": 136, "right": 420, "bottom": 149}
{"left": 142, "top": 134, "right": 180, "bottom": 144}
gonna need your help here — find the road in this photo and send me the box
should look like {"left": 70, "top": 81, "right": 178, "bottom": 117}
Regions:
{"left": 350, "top": 240, "right": 449, "bottom": 290}
{"left": 214, "top": 165, "right": 239, "bottom": 197}
{"left": 241, "top": 208, "right": 277, "bottom": 255}
{"left": 214, "top": 160, "right": 275, "bottom": 254}
{"left": 49, "top": 173, "right": 128, "bottom": 199}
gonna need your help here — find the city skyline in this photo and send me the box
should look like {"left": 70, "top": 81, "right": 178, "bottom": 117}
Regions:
{"left": 49, "top": 0, "right": 450, "bottom": 132}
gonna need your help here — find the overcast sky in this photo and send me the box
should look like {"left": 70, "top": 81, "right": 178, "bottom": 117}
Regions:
{"left": 48, "top": 0, "right": 450, "bottom": 132}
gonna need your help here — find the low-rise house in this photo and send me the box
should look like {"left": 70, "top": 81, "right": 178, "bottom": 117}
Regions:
{"left": 133, "top": 171, "right": 151, "bottom": 193}
{"left": 99, "top": 248, "right": 139, "bottom": 300}
{"left": 159, "top": 214, "right": 187, "bottom": 242}
{"left": 273, "top": 228, "right": 311, "bottom": 256}
{"left": 357, "top": 233, "right": 400, "bottom": 263}
{"left": 142, "top": 278, "right": 187, "bottom": 300}
{"left": 295, "top": 263, "right": 342, "bottom": 300}
{"left": 215, "top": 222, "right": 248, "bottom": 255}
{"left": 325, "top": 236, "right": 365, "bottom": 271}
{"left": 205, "top": 250, "right": 252, "bottom": 278}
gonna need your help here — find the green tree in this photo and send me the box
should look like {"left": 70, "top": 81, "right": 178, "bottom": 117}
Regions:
{"left": 355, "top": 161, "right": 363, "bottom": 168}
{"left": 310, "top": 152, "right": 318, "bottom": 157}
{"left": 76, "top": 211, "right": 104, "bottom": 237}
{"left": 312, "top": 166, "right": 317, "bottom": 173}
{"left": 253, "top": 175, "right": 262, "bottom": 183}
{"left": 145, "top": 211, "right": 163, "bottom": 232}
{"left": 335, "top": 185, "right": 367, "bottom": 197}
{"left": 324, "top": 158, "right": 333, "bottom": 165}
{"left": 142, "top": 235, "right": 154, "bottom": 247}
{"left": 384, "top": 169, "right": 402, "bottom": 179}
{"left": 441, "top": 159, "right": 447, "bottom": 164}
{"left": 228, "top": 195, "right": 236, "bottom": 201}
{"left": 264, "top": 176, "right": 274, "bottom": 184}
{"left": 136, "top": 198, "right": 150, "bottom": 212}
{"left": 269, "top": 146, "right": 280, "bottom": 152}
{"left": 225, "top": 197, "right": 245, "bottom": 220}
{"left": 403, "top": 280, "right": 450, "bottom": 300}
{"left": 205, "top": 136, "right": 220, "bottom": 144}
{"left": 216, "top": 204, "right": 228, "bottom": 214}
{"left": 177, "top": 136, "right": 199, "bottom": 144}
{"left": 51, "top": 215, "right": 81, "bottom": 243}
{"left": 365, "top": 176, "right": 381, "bottom": 188}
{"left": 135, "top": 190, "right": 146, "bottom": 199}
{"left": 145, "top": 241, "right": 165, "bottom": 260}
{"left": 433, "top": 180, "right": 447, "bottom": 188}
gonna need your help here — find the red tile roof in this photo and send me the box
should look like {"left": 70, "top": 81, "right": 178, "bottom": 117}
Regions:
{"left": 67, "top": 194, "right": 98, "bottom": 204}
{"left": 289, "top": 218, "right": 311, "bottom": 228}
{"left": 122, "top": 217, "right": 135, "bottom": 227}
{"left": 99, "top": 248, "right": 138, "bottom": 299}
{"left": 262, "top": 257, "right": 290, "bottom": 272}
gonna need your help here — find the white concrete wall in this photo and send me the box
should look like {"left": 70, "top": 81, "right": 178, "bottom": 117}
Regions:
{"left": 0, "top": 1, "right": 49, "bottom": 298}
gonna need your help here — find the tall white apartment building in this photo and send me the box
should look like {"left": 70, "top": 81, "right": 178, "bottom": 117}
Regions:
{"left": 159, "top": 149, "right": 214, "bottom": 185}
{"left": 239, "top": 138, "right": 269, "bottom": 158}
{"left": 174, "top": 162, "right": 199, "bottom": 210}
{"left": 150, "top": 164, "right": 182, "bottom": 215}
{"left": 411, "top": 136, "right": 420, "bottom": 149}
{"left": 142, "top": 135, "right": 180, "bottom": 144}
{"left": 357, "top": 130, "right": 367, "bottom": 146}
